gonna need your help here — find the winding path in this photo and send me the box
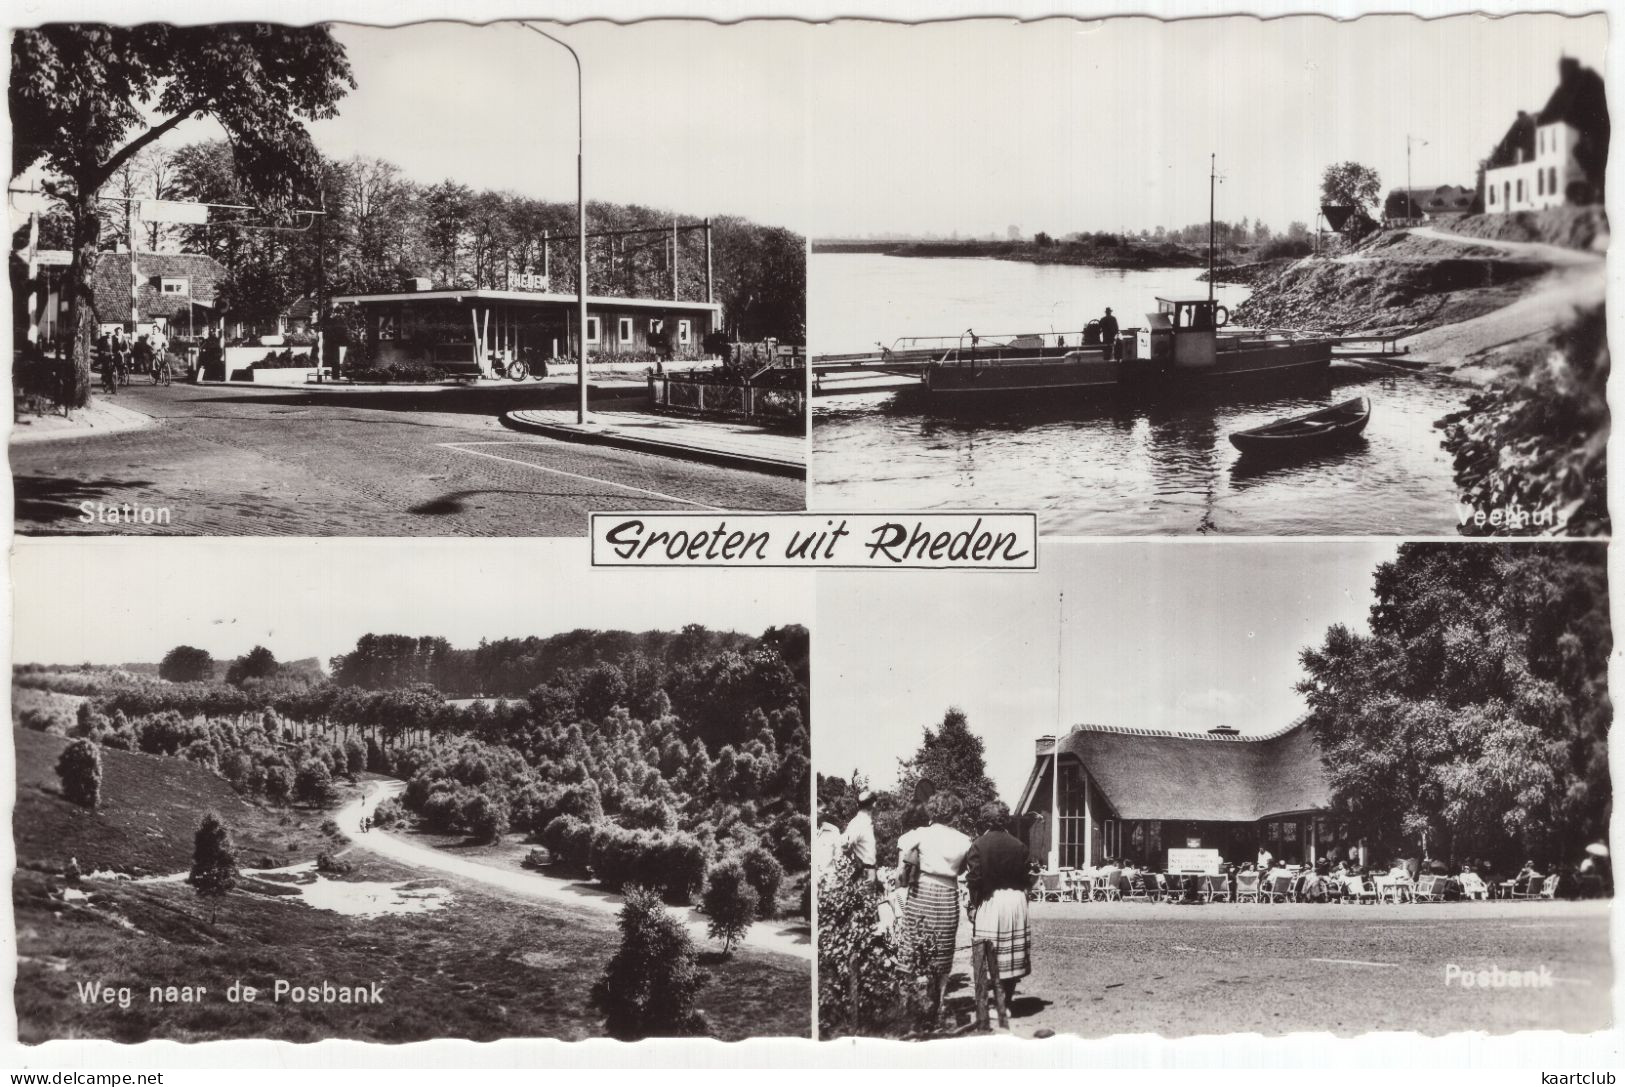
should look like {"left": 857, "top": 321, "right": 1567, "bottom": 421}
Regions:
{"left": 338, "top": 781, "right": 811, "bottom": 961}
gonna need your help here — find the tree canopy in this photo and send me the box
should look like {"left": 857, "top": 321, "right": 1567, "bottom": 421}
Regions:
{"left": 1298, "top": 543, "right": 1610, "bottom": 868}
{"left": 896, "top": 707, "right": 1002, "bottom": 830}
{"left": 10, "top": 23, "right": 353, "bottom": 404}
{"left": 159, "top": 645, "right": 215, "bottom": 683}
{"left": 1320, "top": 161, "right": 1382, "bottom": 213}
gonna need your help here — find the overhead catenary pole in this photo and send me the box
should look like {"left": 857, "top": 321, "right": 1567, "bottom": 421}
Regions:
{"left": 1208, "top": 153, "right": 1216, "bottom": 304}
{"left": 524, "top": 22, "right": 588, "bottom": 423}
{"left": 704, "top": 217, "right": 714, "bottom": 304}
{"left": 1049, "top": 590, "right": 1064, "bottom": 873}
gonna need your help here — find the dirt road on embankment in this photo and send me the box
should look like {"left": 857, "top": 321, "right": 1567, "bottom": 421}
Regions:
{"left": 340, "top": 781, "right": 812, "bottom": 961}
{"left": 1233, "top": 219, "right": 1604, "bottom": 387}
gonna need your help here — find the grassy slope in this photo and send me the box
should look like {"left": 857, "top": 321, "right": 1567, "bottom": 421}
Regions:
{"left": 13, "top": 730, "right": 809, "bottom": 1042}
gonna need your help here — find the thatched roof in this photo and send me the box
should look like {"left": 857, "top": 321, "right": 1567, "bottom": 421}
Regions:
{"left": 1021, "top": 717, "right": 1331, "bottom": 822}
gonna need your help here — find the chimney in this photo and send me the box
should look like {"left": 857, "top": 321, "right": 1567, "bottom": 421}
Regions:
{"left": 1207, "top": 724, "right": 1240, "bottom": 738}
{"left": 1560, "top": 57, "right": 1580, "bottom": 84}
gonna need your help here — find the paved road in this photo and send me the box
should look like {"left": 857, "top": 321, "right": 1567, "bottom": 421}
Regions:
{"left": 12, "top": 382, "right": 802, "bottom": 536}
{"left": 342, "top": 781, "right": 812, "bottom": 961}
{"left": 920, "top": 898, "right": 1611, "bottom": 1037}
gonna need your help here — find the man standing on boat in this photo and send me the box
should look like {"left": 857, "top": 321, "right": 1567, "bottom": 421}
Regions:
{"left": 1099, "top": 307, "right": 1120, "bottom": 361}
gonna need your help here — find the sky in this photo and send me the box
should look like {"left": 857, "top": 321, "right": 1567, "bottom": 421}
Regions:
{"left": 10, "top": 538, "right": 812, "bottom": 669}
{"left": 813, "top": 540, "right": 1398, "bottom": 803}
{"left": 12, "top": 12, "right": 1603, "bottom": 240}
{"left": 798, "top": 13, "right": 1607, "bottom": 237}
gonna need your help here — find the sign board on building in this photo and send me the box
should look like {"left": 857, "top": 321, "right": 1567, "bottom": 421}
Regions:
{"left": 1166, "top": 848, "right": 1222, "bottom": 875}
{"left": 506, "top": 272, "right": 551, "bottom": 292}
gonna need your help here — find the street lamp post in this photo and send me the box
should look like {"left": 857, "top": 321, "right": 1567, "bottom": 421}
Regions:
{"left": 524, "top": 23, "right": 589, "bottom": 424}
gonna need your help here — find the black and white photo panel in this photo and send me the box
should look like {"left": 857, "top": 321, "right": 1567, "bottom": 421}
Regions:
{"left": 11, "top": 20, "right": 808, "bottom": 538}
{"left": 814, "top": 540, "right": 1611, "bottom": 1039}
{"left": 10, "top": 538, "right": 813, "bottom": 1043}
{"left": 806, "top": 13, "right": 1607, "bottom": 538}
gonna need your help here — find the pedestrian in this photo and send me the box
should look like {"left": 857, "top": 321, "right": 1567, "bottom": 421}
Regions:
{"left": 897, "top": 792, "right": 972, "bottom": 1030}
{"left": 1099, "top": 307, "right": 1120, "bottom": 361}
{"left": 964, "top": 803, "right": 1031, "bottom": 1025}
{"left": 842, "top": 789, "right": 879, "bottom": 888}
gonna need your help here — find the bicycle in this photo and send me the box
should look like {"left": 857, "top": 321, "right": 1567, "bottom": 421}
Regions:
{"left": 99, "top": 357, "right": 118, "bottom": 396}
{"left": 151, "top": 355, "right": 172, "bottom": 386}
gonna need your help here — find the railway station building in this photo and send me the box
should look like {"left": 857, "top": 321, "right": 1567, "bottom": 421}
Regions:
{"left": 1015, "top": 719, "right": 1340, "bottom": 872}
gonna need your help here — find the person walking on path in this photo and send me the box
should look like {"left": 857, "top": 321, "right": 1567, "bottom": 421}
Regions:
{"left": 896, "top": 792, "right": 972, "bottom": 1030}
{"left": 964, "top": 804, "right": 1032, "bottom": 1026}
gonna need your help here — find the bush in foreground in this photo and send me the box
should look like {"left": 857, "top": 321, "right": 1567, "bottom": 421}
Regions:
{"left": 590, "top": 886, "right": 711, "bottom": 1040}
{"left": 701, "top": 858, "right": 758, "bottom": 954}
{"left": 740, "top": 846, "right": 785, "bottom": 919}
{"left": 816, "top": 853, "right": 934, "bottom": 1039}
{"left": 55, "top": 738, "right": 102, "bottom": 809}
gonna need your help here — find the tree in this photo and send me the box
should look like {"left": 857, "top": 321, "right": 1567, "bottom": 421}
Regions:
{"left": 56, "top": 738, "right": 102, "bottom": 808}
{"left": 226, "top": 645, "right": 280, "bottom": 687}
{"left": 159, "top": 645, "right": 215, "bottom": 683}
{"left": 590, "top": 886, "right": 711, "bottom": 1040}
{"left": 9, "top": 25, "right": 353, "bottom": 406}
{"left": 1320, "top": 161, "right": 1382, "bottom": 214}
{"left": 740, "top": 846, "right": 784, "bottom": 919}
{"left": 895, "top": 707, "right": 1001, "bottom": 833}
{"left": 189, "top": 811, "right": 238, "bottom": 921}
{"left": 701, "top": 857, "right": 758, "bottom": 953}
{"left": 294, "top": 757, "right": 334, "bottom": 806}
{"left": 1298, "top": 544, "right": 1610, "bottom": 868}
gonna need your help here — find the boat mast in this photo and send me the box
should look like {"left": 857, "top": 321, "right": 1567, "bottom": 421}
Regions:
{"left": 1208, "top": 153, "right": 1216, "bottom": 304}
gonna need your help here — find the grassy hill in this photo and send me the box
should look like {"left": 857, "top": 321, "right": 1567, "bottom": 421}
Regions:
{"left": 13, "top": 729, "right": 809, "bottom": 1042}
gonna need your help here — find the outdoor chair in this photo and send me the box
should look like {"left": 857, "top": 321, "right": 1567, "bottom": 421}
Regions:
{"left": 1510, "top": 876, "right": 1545, "bottom": 900}
{"left": 1414, "top": 875, "right": 1443, "bottom": 901}
{"left": 1265, "top": 874, "right": 1295, "bottom": 902}
{"left": 1459, "top": 872, "right": 1490, "bottom": 901}
{"left": 1090, "top": 874, "right": 1121, "bottom": 902}
{"left": 1539, "top": 874, "right": 1561, "bottom": 900}
{"left": 1122, "top": 875, "right": 1150, "bottom": 902}
{"left": 1036, "top": 872, "right": 1065, "bottom": 902}
{"left": 1377, "top": 876, "right": 1415, "bottom": 903}
{"left": 1348, "top": 876, "right": 1378, "bottom": 903}
{"left": 1204, "top": 874, "right": 1231, "bottom": 903}
{"left": 1235, "top": 871, "right": 1261, "bottom": 903}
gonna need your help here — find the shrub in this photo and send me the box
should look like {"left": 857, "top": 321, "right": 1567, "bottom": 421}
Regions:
{"left": 344, "top": 738, "right": 366, "bottom": 775}
{"left": 264, "top": 765, "right": 291, "bottom": 806}
{"left": 701, "top": 857, "right": 758, "bottom": 953}
{"left": 56, "top": 739, "right": 101, "bottom": 808}
{"left": 320, "top": 818, "right": 341, "bottom": 837}
{"left": 1259, "top": 237, "right": 1313, "bottom": 260}
{"left": 188, "top": 812, "right": 239, "bottom": 902}
{"left": 774, "top": 829, "right": 811, "bottom": 873}
{"left": 589, "top": 886, "right": 711, "bottom": 1040}
{"left": 740, "top": 846, "right": 785, "bottom": 919}
{"left": 465, "top": 792, "right": 510, "bottom": 842}
{"left": 294, "top": 758, "right": 334, "bottom": 806}
{"left": 817, "top": 853, "right": 935, "bottom": 1039}
{"left": 316, "top": 851, "right": 352, "bottom": 875}
{"left": 542, "top": 814, "right": 594, "bottom": 872}
{"left": 371, "top": 796, "right": 406, "bottom": 828}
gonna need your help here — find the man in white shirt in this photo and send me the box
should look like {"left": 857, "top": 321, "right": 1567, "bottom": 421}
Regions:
{"left": 843, "top": 790, "right": 878, "bottom": 886}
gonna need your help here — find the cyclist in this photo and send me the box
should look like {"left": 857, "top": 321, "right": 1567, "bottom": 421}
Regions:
{"left": 150, "top": 329, "right": 171, "bottom": 385}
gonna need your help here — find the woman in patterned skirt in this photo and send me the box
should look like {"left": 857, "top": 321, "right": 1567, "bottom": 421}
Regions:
{"left": 965, "top": 802, "right": 1032, "bottom": 1021}
{"left": 896, "top": 792, "right": 971, "bottom": 1029}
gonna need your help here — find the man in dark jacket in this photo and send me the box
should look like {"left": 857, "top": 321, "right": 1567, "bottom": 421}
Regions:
{"left": 1099, "top": 307, "right": 1120, "bottom": 360}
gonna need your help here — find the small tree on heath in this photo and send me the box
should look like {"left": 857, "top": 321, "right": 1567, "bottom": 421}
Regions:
{"left": 590, "top": 885, "right": 711, "bottom": 1040}
{"left": 701, "top": 857, "right": 758, "bottom": 954}
{"left": 56, "top": 738, "right": 102, "bottom": 808}
{"left": 189, "top": 811, "right": 239, "bottom": 922}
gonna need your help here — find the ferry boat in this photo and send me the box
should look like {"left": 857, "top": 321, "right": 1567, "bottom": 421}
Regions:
{"left": 916, "top": 297, "right": 1333, "bottom": 399}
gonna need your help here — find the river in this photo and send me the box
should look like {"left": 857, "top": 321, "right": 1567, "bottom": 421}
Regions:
{"left": 810, "top": 253, "right": 1468, "bottom": 536}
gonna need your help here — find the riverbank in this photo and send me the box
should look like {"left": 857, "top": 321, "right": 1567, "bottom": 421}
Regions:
{"left": 814, "top": 237, "right": 1204, "bottom": 270}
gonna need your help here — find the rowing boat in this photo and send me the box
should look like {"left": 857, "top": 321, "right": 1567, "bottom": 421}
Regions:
{"left": 1228, "top": 397, "right": 1370, "bottom": 456}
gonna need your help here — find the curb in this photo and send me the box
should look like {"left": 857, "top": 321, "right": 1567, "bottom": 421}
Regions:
{"left": 501, "top": 412, "right": 806, "bottom": 480}
{"left": 9, "top": 401, "right": 158, "bottom": 445}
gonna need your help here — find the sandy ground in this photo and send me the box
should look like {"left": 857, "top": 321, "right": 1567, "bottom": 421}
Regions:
{"left": 919, "top": 897, "right": 1611, "bottom": 1038}
{"left": 340, "top": 781, "right": 812, "bottom": 961}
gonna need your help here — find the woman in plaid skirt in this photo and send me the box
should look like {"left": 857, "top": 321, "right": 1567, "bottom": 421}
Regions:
{"left": 896, "top": 792, "right": 971, "bottom": 1028}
